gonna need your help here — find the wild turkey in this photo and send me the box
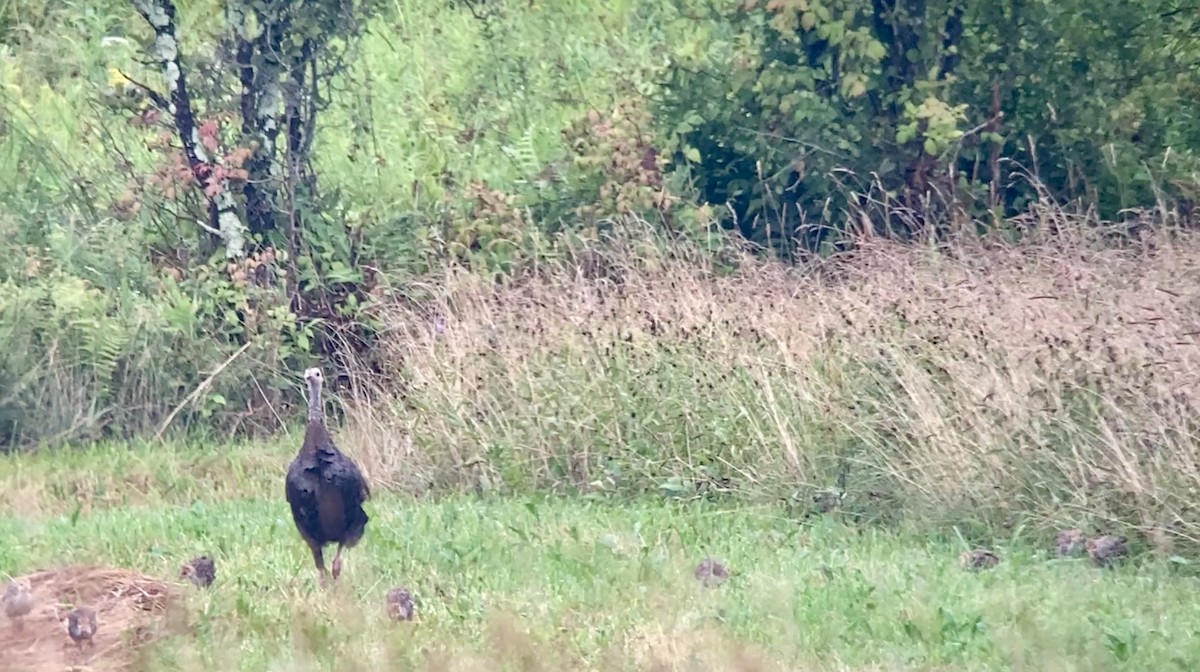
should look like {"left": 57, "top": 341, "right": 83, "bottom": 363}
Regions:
{"left": 3, "top": 579, "right": 33, "bottom": 629}
{"left": 286, "top": 367, "right": 371, "bottom": 585}
{"left": 67, "top": 606, "right": 97, "bottom": 652}
{"left": 385, "top": 587, "right": 417, "bottom": 622}
{"left": 1086, "top": 534, "right": 1128, "bottom": 568}
{"left": 180, "top": 555, "right": 216, "bottom": 587}
{"left": 959, "top": 549, "right": 1001, "bottom": 571}
{"left": 693, "top": 557, "right": 731, "bottom": 588}
{"left": 1055, "top": 528, "right": 1086, "bottom": 557}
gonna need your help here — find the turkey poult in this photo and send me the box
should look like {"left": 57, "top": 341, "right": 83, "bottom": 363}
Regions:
{"left": 1086, "top": 534, "right": 1128, "bottom": 568}
{"left": 694, "top": 558, "right": 731, "bottom": 588}
{"left": 959, "top": 549, "right": 1001, "bottom": 571}
{"left": 180, "top": 555, "right": 216, "bottom": 588}
{"left": 386, "top": 587, "right": 417, "bottom": 622}
{"left": 67, "top": 606, "right": 98, "bottom": 651}
{"left": 3, "top": 579, "right": 34, "bottom": 628}
{"left": 286, "top": 367, "right": 372, "bottom": 585}
{"left": 1055, "top": 528, "right": 1086, "bottom": 557}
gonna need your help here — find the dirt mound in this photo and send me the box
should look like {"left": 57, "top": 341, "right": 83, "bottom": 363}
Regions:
{"left": 0, "top": 565, "right": 184, "bottom": 671}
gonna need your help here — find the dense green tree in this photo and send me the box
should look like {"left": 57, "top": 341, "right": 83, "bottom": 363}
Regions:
{"left": 654, "top": 0, "right": 1200, "bottom": 253}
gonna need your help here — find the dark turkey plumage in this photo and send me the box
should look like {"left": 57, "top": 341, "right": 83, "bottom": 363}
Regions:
{"left": 286, "top": 367, "right": 371, "bottom": 585}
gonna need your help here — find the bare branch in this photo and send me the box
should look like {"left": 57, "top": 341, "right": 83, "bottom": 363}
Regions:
{"left": 115, "top": 68, "right": 171, "bottom": 110}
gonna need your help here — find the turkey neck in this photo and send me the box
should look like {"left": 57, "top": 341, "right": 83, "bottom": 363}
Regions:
{"left": 302, "top": 376, "right": 332, "bottom": 453}
{"left": 307, "top": 376, "right": 325, "bottom": 427}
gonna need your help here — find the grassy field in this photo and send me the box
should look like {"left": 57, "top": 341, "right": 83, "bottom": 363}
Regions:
{"left": 3, "top": 440, "right": 1199, "bottom": 671}
{"left": 5, "top": 2, "right": 1200, "bottom": 669}
{"left": 8, "top": 218, "right": 1200, "bottom": 669}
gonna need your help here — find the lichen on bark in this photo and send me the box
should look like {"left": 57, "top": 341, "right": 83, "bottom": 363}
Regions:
{"left": 131, "top": 0, "right": 247, "bottom": 259}
{"left": 128, "top": 0, "right": 382, "bottom": 265}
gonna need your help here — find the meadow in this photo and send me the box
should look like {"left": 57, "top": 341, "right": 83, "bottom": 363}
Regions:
{"left": 5, "top": 223, "right": 1200, "bottom": 670}
{"left": 3, "top": 440, "right": 1200, "bottom": 671}
{"left": 4, "top": 0, "right": 1200, "bottom": 669}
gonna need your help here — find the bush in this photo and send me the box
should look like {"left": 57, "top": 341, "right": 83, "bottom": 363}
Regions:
{"left": 653, "top": 0, "right": 1200, "bottom": 252}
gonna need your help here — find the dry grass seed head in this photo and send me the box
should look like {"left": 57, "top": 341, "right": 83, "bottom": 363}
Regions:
{"left": 336, "top": 223, "right": 1200, "bottom": 552}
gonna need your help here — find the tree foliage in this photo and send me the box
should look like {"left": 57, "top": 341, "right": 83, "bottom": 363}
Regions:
{"left": 652, "top": 0, "right": 1200, "bottom": 254}
{"left": 129, "top": 0, "right": 386, "bottom": 250}
{"left": 1, "top": 0, "right": 1198, "bottom": 449}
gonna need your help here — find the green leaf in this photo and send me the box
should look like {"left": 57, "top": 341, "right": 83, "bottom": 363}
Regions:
{"left": 684, "top": 146, "right": 702, "bottom": 163}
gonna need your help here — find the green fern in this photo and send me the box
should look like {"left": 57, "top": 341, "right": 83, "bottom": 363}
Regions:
{"left": 504, "top": 125, "right": 542, "bottom": 178}
{"left": 79, "top": 317, "right": 128, "bottom": 401}
{"left": 39, "top": 273, "right": 127, "bottom": 404}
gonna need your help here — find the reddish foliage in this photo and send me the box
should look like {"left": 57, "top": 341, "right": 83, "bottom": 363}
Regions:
{"left": 138, "top": 115, "right": 256, "bottom": 203}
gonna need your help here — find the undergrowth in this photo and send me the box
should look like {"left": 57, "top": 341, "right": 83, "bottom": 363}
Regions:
{"left": 1, "top": 0, "right": 1199, "bottom": 573}
{"left": 336, "top": 211, "right": 1200, "bottom": 558}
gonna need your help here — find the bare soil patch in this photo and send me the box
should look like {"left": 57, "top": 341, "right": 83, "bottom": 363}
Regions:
{"left": 1, "top": 565, "right": 183, "bottom": 671}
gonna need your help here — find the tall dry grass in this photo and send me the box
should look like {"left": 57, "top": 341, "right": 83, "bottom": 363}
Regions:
{"left": 335, "top": 209, "right": 1200, "bottom": 556}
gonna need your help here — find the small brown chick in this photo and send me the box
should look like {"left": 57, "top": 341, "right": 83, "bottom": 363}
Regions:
{"left": 67, "top": 606, "right": 98, "bottom": 650}
{"left": 1086, "top": 534, "right": 1128, "bottom": 568}
{"left": 180, "top": 555, "right": 216, "bottom": 587}
{"left": 3, "top": 579, "right": 34, "bottom": 628}
{"left": 959, "top": 549, "right": 1001, "bottom": 571}
{"left": 694, "top": 557, "right": 731, "bottom": 587}
{"left": 386, "top": 587, "right": 417, "bottom": 622}
{"left": 1055, "top": 528, "right": 1086, "bottom": 557}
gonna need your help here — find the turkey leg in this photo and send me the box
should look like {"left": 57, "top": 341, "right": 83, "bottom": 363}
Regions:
{"left": 308, "top": 540, "right": 330, "bottom": 585}
{"left": 331, "top": 543, "right": 347, "bottom": 580}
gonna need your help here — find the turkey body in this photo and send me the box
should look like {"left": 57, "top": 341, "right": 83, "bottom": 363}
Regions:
{"left": 286, "top": 367, "right": 371, "bottom": 583}
{"left": 285, "top": 435, "right": 371, "bottom": 553}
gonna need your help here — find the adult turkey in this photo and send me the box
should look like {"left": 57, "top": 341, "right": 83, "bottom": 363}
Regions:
{"left": 285, "top": 367, "right": 371, "bottom": 585}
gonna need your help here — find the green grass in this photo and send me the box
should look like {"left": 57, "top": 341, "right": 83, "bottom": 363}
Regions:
{"left": 3, "top": 443, "right": 1200, "bottom": 671}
